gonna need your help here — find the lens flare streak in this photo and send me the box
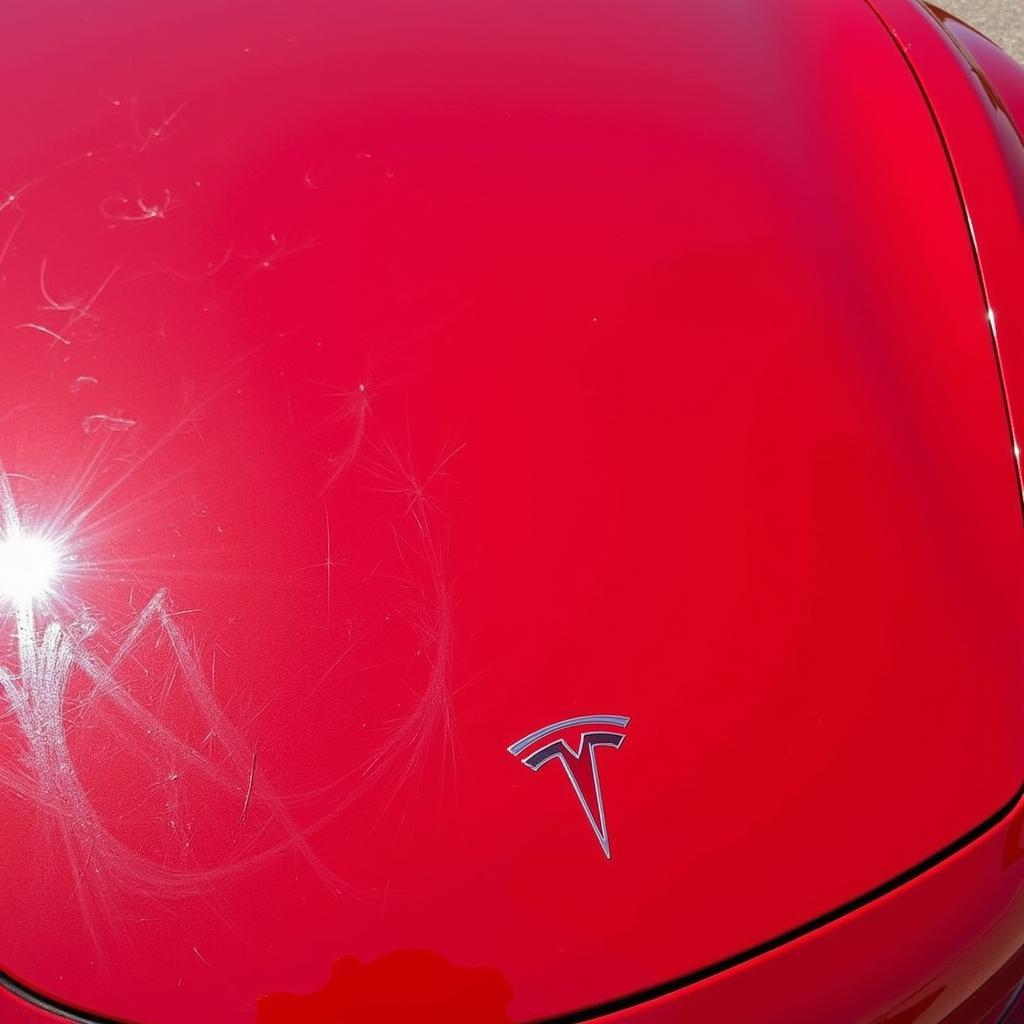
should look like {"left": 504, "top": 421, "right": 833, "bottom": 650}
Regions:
{"left": 0, "top": 467, "right": 347, "bottom": 945}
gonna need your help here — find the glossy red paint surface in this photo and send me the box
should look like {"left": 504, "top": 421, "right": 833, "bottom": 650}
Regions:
{"left": 0, "top": 1, "right": 1022, "bottom": 1022}
{"left": 889, "top": 1, "right": 1024, "bottom": 497}
{"left": 933, "top": 6, "right": 1024, "bottom": 142}
{"left": 576, "top": 792, "right": 1024, "bottom": 1024}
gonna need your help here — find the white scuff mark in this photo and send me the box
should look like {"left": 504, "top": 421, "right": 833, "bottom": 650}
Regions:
{"left": 0, "top": 181, "right": 34, "bottom": 217}
{"left": 254, "top": 232, "right": 320, "bottom": 270}
{"left": 82, "top": 413, "right": 137, "bottom": 434}
{"left": 58, "top": 345, "right": 266, "bottom": 547}
{"left": 16, "top": 323, "right": 71, "bottom": 346}
{"left": 0, "top": 154, "right": 101, "bottom": 223}
{"left": 17, "top": 259, "right": 120, "bottom": 348}
{"left": 240, "top": 750, "right": 257, "bottom": 824}
{"left": 357, "top": 440, "right": 464, "bottom": 797}
{"left": 0, "top": 463, "right": 353, "bottom": 943}
{"left": 317, "top": 382, "right": 373, "bottom": 493}
{"left": 100, "top": 189, "right": 179, "bottom": 223}
{"left": 125, "top": 96, "right": 188, "bottom": 153}
{"left": 277, "top": 437, "right": 465, "bottom": 842}
{"left": 70, "top": 376, "right": 99, "bottom": 393}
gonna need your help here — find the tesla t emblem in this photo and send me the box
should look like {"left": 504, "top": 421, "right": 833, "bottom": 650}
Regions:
{"left": 507, "top": 715, "right": 629, "bottom": 859}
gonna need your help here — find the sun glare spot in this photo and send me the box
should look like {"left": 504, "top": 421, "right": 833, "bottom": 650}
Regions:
{"left": 0, "top": 534, "right": 59, "bottom": 603}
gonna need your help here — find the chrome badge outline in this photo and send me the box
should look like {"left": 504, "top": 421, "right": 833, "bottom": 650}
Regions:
{"left": 508, "top": 715, "right": 629, "bottom": 859}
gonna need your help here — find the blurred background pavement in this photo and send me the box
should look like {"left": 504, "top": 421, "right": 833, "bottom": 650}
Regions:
{"left": 939, "top": 0, "right": 1023, "bottom": 63}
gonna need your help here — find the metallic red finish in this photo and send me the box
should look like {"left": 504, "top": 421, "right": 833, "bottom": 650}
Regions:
{"left": 0, "top": 1, "right": 1023, "bottom": 1022}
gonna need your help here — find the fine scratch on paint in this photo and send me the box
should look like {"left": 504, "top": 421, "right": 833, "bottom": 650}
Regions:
{"left": 241, "top": 749, "right": 257, "bottom": 824}
{"left": 100, "top": 189, "right": 179, "bottom": 223}
{"left": 17, "top": 259, "right": 120, "bottom": 347}
{"left": 41, "top": 258, "right": 119, "bottom": 324}
{"left": 125, "top": 96, "right": 189, "bottom": 153}
{"left": 0, "top": 152, "right": 100, "bottom": 221}
{"left": 82, "top": 414, "right": 138, "bottom": 434}
{"left": 307, "top": 378, "right": 387, "bottom": 493}
{"left": 244, "top": 434, "right": 466, "bottom": 846}
{"left": 0, "top": 462, "right": 356, "bottom": 946}
{"left": 354, "top": 440, "right": 464, "bottom": 811}
{"left": 236, "top": 233, "right": 321, "bottom": 282}
{"left": 151, "top": 246, "right": 234, "bottom": 281}
{"left": 0, "top": 181, "right": 36, "bottom": 217}
{"left": 16, "top": 323, "right": 71, "bottom": 346}
{"left": 325, "top": 504, "right": 333, "bottom": 622}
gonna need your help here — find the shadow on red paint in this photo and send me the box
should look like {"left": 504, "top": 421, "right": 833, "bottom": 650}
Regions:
{"left": 1004, "top": 805, "right": 1024, "bottom": 869}
{"left": 255, "top": 950, "right": 514, "bottom": 1024}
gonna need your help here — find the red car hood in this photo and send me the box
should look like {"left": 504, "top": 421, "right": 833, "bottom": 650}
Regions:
{"left": 0, "top": 0, "right": 1022, "bottom": 1021}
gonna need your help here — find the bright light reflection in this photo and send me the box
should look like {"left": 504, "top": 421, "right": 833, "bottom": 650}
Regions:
{"left": 0, "top": 535, "right": 59, "bottom": 603}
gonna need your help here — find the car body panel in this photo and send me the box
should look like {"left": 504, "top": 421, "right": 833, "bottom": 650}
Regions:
{"left": 931, "top": 5, "right": 1024, "bottom": 143}
{"left": 0, "top": 0, "right": 1022, "bottom": 1021}
{"left": 554, "top": 793, "right": 1024, "bottom": 1024}
{"left": 890, "top": 0, "right": 1024, "bottom": 504}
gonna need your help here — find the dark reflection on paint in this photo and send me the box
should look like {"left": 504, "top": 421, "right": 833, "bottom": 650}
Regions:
{"left": 1004, "top": 806, "right": 1024, "bottom": 869}
{"left": 255, "top": 950, "right": 513, "bottom": 1024}
{"left": 927, "top": 5, "right": 1024, "bottom": 129}
{"left": 871, "top": 986, "right": 944, "bottom": 1023}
